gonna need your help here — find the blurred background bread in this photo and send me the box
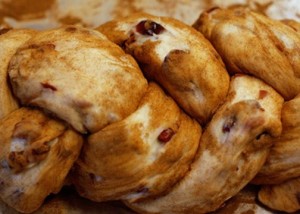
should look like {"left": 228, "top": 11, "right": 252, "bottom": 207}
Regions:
{"left": 0, "top": 0, "right": 299, "bottom": 29}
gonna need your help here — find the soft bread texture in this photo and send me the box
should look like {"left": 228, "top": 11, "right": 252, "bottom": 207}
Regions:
{"left": 8, "top": 26, "right": 148, "bottom": 134}
{"left": 97, "top": 13, "right": 230, "bottom": 125}
{"left": 0, "top": 108, "right": 83, "bottom": 213}
{"left": 194, "top": 7, "right": 300, "bottom": 100}
{"left": 253, "top": 93, "right": 300, "bottom": 184}
{"left": 72, "top": 83, "right": 201, "bottom": 202}
{"left": 127, "top": 75, "right": 283, "bottom": 214}
{"left": 259, "top": 177, "right": 300, "bottom": 213}
{"left": 0, "top": 29, "right": 36, "bottom": 119}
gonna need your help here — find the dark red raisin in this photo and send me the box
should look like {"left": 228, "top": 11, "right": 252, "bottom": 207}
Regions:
{"left": 222, "top": 116, "right": 236, "bottom": 133}
{"left": 41, "top": 82, "right": 57, "bottom": 91}
{"left": 136, "top": 20, "right": 165, "bottom": 36}
{"left": 259, "top": 90, "right": 268, "bottom": 99}
{"left": 158, "top": 128, "right": 175, "bottom": 143}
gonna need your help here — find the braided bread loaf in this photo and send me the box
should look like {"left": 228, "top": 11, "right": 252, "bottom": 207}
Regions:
{"left": 0, "top": 7, "right": 299, "bottom": 214}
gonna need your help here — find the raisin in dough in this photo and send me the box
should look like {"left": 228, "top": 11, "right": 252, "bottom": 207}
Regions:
{"left": 127, "top": 75, "right": 283, "bottom": 214}
{"left": 8, "top": 26, "right": 148, "bottom": 133}
{"left": 0, "top": 108, "right": 83, "bottom": 213}
{"left": 194, "top": 7, "right": 300, "bottom": 100}
{"left": 72, "top": 83, "right": 201, "bottom": 203}
{"left": 97, "top": 13, "right": 229, "bottom": 125}
{"left": 0, "top": 28, "right": 36, "bottom": 119}
{"left": 253, "top": 93, "right": 300, "bottom": 184}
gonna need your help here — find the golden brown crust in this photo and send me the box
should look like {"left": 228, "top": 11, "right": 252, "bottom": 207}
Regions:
{"left": 282, "top": 19, "right": 300, "bottom": 33}
{"left": 72, "top": 83, "right": 201, "bottom": 202}
{"left": 259, "top": 177, "right": 300, "bottom": 213}
{"left": 0, "top": 108, "right": 83, "bottom": 213}
{"left": 97, "top": 13, "right": 230, "bottom": 125}
{"left": 0, "top": 29, "right": 36, "bottom": 119}
{"left": 214, "top": 185, "right": 272, "bottom": 214}
{"left": 8, "top": 26, "right": 148, "bottom": 134}
{"left": 194, "top": 7, "right": 300, "bottom": 100}
{"left": 253, "top": 93, "right": 300, "bottom": 184}
{"left": 127, "top": 75, "right": 283, "bottom": 214}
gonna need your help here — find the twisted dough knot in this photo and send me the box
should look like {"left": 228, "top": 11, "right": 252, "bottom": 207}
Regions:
{"left": 1, "top": 8, "right": 299, "bottom": 214}
{"left": 0, "top": 108, "right": 83, "bottom": 213}
{"left": 98, "top": 13, "right": 230, "bottom": 126}
{"left": 8, "top": 26, "right": 148, "bottom": 134}
{"left": 8, "top": 120, "right": 50, "bottom": 172}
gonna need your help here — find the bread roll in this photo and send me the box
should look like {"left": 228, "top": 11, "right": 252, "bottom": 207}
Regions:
{"left": 98, "top": 13, "right": 229, "bottom": 125}
{"left": 0, "top": 108, "right": 83, "bottom": 213}
{"left": 0, "top": 29, "right": 35, "bottom": 119}
{"left": 194, "top": 7, "right": 300, "bottom": 100}
{"left": 8, "top": 26, "right": 148, "bottom": 133}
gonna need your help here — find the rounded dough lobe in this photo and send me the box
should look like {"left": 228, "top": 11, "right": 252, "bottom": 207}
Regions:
{"left": 259, "top": 177, "right": 300, "bottom": 213}
{"left": 128, "top": 75, "right": 283, "bottom": 214}
{"left": 253, "top": 93, "right": 300, "bottom": 184}
{"left": 97, "top": 13, "right": 229, "bottom": 125}
{"left": 0, "top": 107, "right": 83, "bottom": 213}
{"left": 72, "top": 83, "right": 201, "bottom": 202}
{"left": 194, "top": 7, "right": 300, "bottom": 100}
{"left": 8, "top": 26, "right": 148, "bottom": 133}
{"left": 0, "top": 28, "right": 36, "bottom": 119}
